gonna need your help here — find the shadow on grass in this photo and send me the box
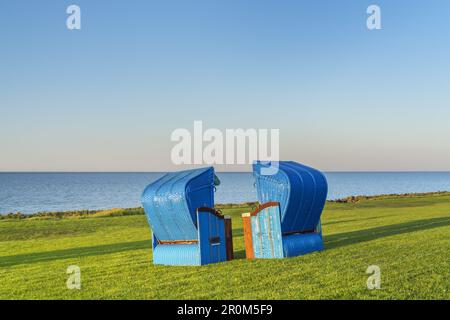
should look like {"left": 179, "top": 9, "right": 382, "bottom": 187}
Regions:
{"left": 324, "top": 217, "right": 450, "bottom": 249}
{"left": 0, "top": 240, "right": 152, "bottom": 268}
{"left": 321, "top": 216, "right": 385, "bottom": 226}
{"left": 3, "top": 217, "right": 449, "bottom": 267}
{"left": 233, "top": 250, "right": 246, "bottom": 260}
{"left": 233, "top": 217, "right": 450, "bottom": 258}
{"left": 232, "top": 229, "right": 244, "bottom": 237}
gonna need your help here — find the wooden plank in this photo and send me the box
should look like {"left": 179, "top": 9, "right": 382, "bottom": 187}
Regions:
{"left": 250, "top": 201, "right": 280, "bottom": 216}
{"left": 242, "top": 213, "right": 254, "bottom": 259}
{"left": 224, "top": 216, "right": 234, "bottom": 261}
{"left": 158, "top": 240, "right": 198, "bottom": 245}
{"left": 197, "top": 207, "right": 224, "bottom": 219}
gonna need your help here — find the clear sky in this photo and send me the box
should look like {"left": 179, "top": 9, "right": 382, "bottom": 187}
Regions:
{"left": 1, "top": 0, "right": 450, "bottom": 172}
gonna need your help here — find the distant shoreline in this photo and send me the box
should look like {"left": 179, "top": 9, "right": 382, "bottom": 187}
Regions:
{"left": 2, "top": 172, "right": 450, "bottom": 214}
{"left": 2, "top": 191, "right": 449, "bottom": 219}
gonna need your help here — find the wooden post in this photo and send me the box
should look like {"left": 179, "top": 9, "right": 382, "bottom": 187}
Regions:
{"left": 242, "top": 213, "right": 254, "bottom": 259}
{"left": 224, "top": 216, "right": 234, "bottom": 261}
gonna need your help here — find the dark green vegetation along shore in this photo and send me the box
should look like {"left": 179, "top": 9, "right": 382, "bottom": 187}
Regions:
{"left": 1, "top": 193, "right": 449, "bottom": 299}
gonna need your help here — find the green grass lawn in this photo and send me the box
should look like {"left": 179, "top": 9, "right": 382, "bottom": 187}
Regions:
{"left": 1, "top": 193, "right": 450, "bottom": 299}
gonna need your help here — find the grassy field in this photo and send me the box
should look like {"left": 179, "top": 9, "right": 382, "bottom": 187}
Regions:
{"left": 1, "top": 193, "right": 450, "bottom": 299}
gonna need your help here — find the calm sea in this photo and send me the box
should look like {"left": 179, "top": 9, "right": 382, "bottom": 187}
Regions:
{"left": 1, "top": 172, "right": 450, "bottom": 214}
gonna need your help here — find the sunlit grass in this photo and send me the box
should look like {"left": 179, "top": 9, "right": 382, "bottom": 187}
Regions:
{"left": 1, "top": 193, "right": 449, "bottom": 299}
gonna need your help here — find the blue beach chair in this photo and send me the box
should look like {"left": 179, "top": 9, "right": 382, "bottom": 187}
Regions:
{"left": 242, "top": 161, "right": 328, "bottom": 259}
{"left": 141, "top": 167, "right": 233, "bottom": 266}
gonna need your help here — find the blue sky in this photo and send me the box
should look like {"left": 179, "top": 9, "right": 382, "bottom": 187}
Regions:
{"left": 1, "top": 0, "right": 450, "bottom": 171}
